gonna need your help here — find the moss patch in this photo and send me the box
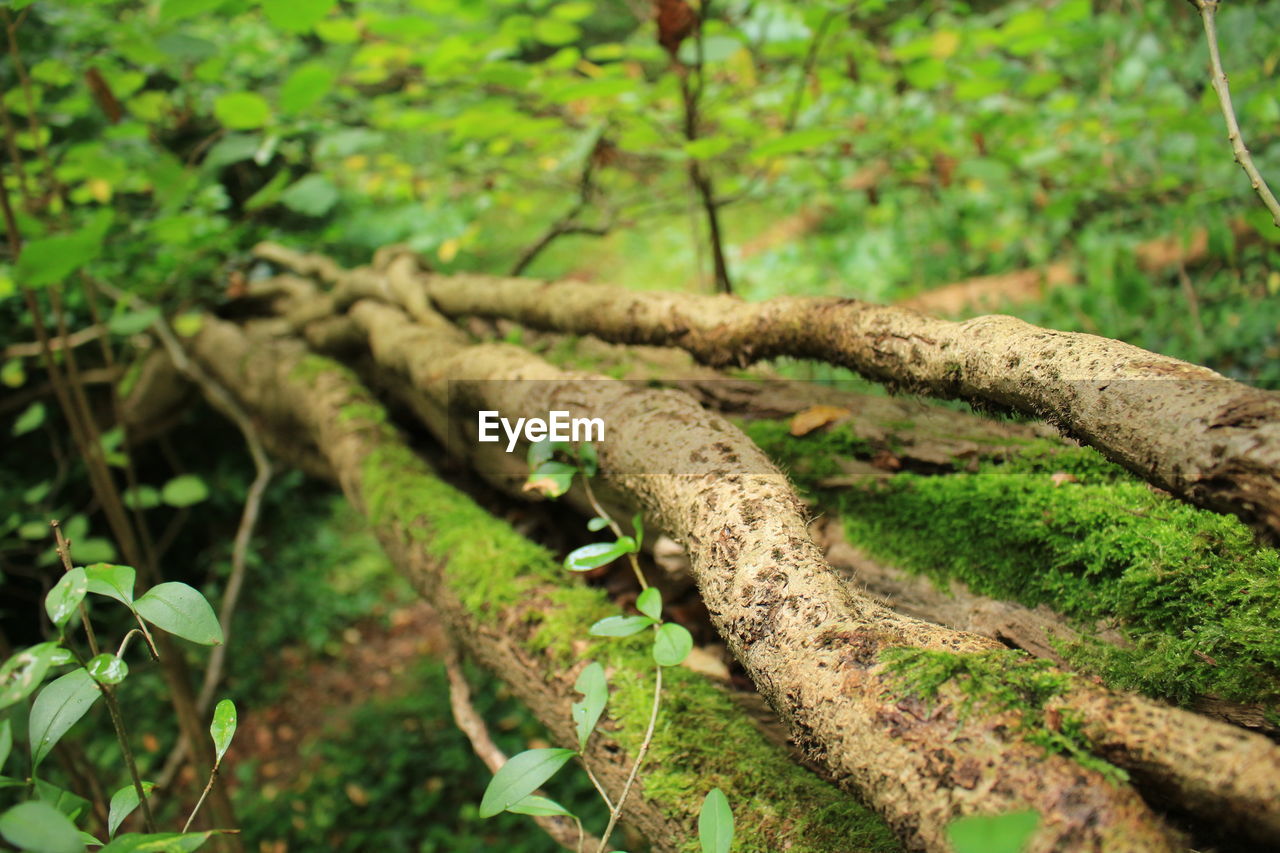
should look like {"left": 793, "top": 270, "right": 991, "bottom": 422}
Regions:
{"left": 742, "top": 419, "right": 874, "bottom": 481}
{"left": 750, "top": 423, "right": 1280, "bottom": 712}
{"left": 881, "top": 648, "right": 1126, "bottom": 783}
{"left": 305, "top": 374, "right": 901, "bottom": 852}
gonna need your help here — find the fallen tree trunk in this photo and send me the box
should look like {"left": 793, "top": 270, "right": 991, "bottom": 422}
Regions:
{"left": 898, "top": 218, "right": 1256, "bottom": 316}
{"left": 183, "top": 318, "right": 899, "bottom": 852}
{"left": 256, "top": 243, "right": 1280, "bottom": 542}
{"left": 234, "top": 257, "right": 1280, "bottom": 850}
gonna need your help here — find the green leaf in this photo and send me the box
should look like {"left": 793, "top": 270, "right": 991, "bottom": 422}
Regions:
{"left": 212, "top": 92, "right": 271, "bottom": 130}
{"left": 86, "top": 654, "right": 129, "bottom": 686}
{"left": 99, "top": 832, "right": 215, "bottom": 852}
{"left": 505, "top": 795, "right": 574, "bottom": 818}
{"left": 479, "top": 748, "right": 576, "bottom": 818}
{"left": 564, "top": 539, "right": 632, "bottom": 572}
{"left": 588, "top": 615, "right": 655, "bottom": 637}
{"left": 134, "top": 582, "right": 223, "bottom": 646}
{"left": 586, "top": 517, "right": 609, "bottom": 532}
{"left": 12, "top": 401, "right": 46, "bottom": 436}
{"left": 526, "top": 439, "right": 569, "bottom": 470}
{"left": 533, "top": 18, "right": 580, "bottom": 46}
{"left": 123, "top": 487, "right": 161, "bottom": 511}
{"left": 524, "top": 461, "right": 576, "bottom": 498}
{"left": 0, "top": 642, "right": 63, "bottom": 710}
{"left": 14, "top": 213, "right": 113, "bottom": 289}
{"left": 750, "top": 128, "right": 842, "bottom": 159}
{"left": 698, "top": 788, "right": 733, "bottom": 853}
{"left": 35, "top": 779, "right": 90, "bottom": 820}
{"left": 947, "top": 810, "right": 1040, "bottom": 853}
{"left": 631, "top": 512, "right": 644, "bottom": 550}
{"left": 280, "top": 175, "right": 339, "bottom": 217}
{"left": 652, "top": 622, "right": 693, "bottom": 667}
{"left": 261, "top": 0, "right": 335, "bottom": 32}
{"left": 107, "top": 308, "right": 161, "bottom": 337}
{"left": 108, "top": 782, "right": 156, "bottom": 838}
{"left": 636, "top": 587, "right": 662, "bottom": 621}
{"left": 571, "top": 662, "right": 607, "bottom": 750}
{"left": 0, "top": 719, "right": 10, "bottom": 774}
{"left": 158, "top": 0, "right": 223, "bottom": 24}
{"left": 279, "top": 62, "right": 336, "bottom": 114}
{"left": 684, "top": 136, "right": 734, "bottom": 160}
{"left": 552, "top": 2, "right": 594, "bottom": 21}
{"left": 46, "top": 568, "right": 87, "bottom": 629}
{"left": 84, "top": 563, "right": 136, "bottom": 605}
{"left": 210, "top": 699, "right": 236, "bottom": 763}
{"left": 30, "top": 668, "right": 101, "bottom": 768}
{"left": 202, "top": 134, "right": 258, "bottom": 170}
{"left": 0, "top": 801, "right": 85, "bottom": 853}
{"left": 161, "top": 475, "right": 209, "bottom": 508}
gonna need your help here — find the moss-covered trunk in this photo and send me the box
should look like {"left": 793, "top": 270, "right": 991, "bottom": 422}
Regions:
{"left": 184, "top": 318, "right": 899, "bottom": 853}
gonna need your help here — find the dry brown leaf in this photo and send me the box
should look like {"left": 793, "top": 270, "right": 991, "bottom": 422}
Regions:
{"left": 789, "top": 405, "right": 852, "bottom": 436}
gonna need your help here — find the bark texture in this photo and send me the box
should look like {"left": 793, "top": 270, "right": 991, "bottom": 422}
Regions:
{"left": 257, "top": 243, "right": 1280, "bottom": 542}
{"left": 184, "top": 319, "right": 898, "bottom": 853}
{"left": 325, "top": 284, "right": 1263, "bottom": 851}
{"left": 240, "top": 249, "right": 1280, "bottom": 849}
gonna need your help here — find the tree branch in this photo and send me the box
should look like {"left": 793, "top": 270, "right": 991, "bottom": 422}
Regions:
{"left": 1192, "top": 0, "right": 1280, "bottom": 227}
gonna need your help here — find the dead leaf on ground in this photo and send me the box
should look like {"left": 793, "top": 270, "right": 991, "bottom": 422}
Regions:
{"left": 789, "top": 405, "right": 852, "bottom": 437}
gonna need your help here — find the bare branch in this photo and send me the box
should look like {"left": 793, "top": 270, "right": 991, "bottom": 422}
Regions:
{"left": 1193, "top": 0, "right": 1280, "bottom": 227}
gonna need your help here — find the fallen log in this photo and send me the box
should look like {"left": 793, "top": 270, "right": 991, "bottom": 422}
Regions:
{"left": 240, "top": 250, "right": 1280, "bottom": 849}
{"left": 183, "top": 319, "right": 899, "bottom": 853}
{"left": 258, "top": 243, "right": 1280, "bottom": 542}
{"left": 899, "top": 218, "right": 1256, "bottom": 316}
{"left": 340, "top": 290, "right": 1280, "bottom": 850}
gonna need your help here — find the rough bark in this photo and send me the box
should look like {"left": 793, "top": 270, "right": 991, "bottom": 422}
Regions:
{"left": 319, "top": 284, "right": 1275, "bottom": 850}
{"left": 184, "top": 318, "right": 899, "bottom": 853}
{"left": 246, "top": 250, "right": 1280, "bottom": 848}
{"left": 263, "top": 244, "right": 1280, "bottom": 542}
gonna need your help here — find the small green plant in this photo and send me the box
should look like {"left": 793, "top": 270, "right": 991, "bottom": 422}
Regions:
{"left": 0, "top": 523, "right": 238, "bottom": 852}
{"left": 478, "top": 440, "right": 733, "bottom": 852}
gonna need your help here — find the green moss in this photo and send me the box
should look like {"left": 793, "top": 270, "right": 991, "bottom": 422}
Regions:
{"left": 881, "top": 648, "right": 1127, "bottom": 783}
{"left": 785, "top": 442, "right": 1280, "bottom": 711}
{"left": 741, "top": 419, "right": 874, "bottom": 481}
{"left": 315, "top": 378, "right": 899, "bottom": 852}
{"left": 337, "top": 401, "right": 388, "bottom": 425}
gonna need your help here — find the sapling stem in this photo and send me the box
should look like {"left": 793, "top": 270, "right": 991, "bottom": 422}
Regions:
{"left": 596, "top": 666, "right": 663, "bottom": 853}
{"left": 579, "top": 474, "right": 648, "bottom": 591}
{"left": 52, "top": 521, "right": 157, "bottom": 832}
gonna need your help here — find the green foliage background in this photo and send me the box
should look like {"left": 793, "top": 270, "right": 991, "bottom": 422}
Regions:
{"left": 3, "top": 0, "right": 1280, "bottom": 848}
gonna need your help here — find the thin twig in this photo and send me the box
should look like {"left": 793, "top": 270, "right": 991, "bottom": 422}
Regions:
{"left": 510, "top": 153, "right": 611, "bottom": 276}
{"left": 3, "top": 325, "right": 106, "bottom": 359}
{"left": 101, "top": 283, "right": 273, "bottom": 798}
{"left": 441, "top": 633, "right": 605, "bottom": 852}
{"left": 595, "top": 667, "right": 662, "bottom": 853}
{"left": 1192, "top": 0, "right": 1280, "bottom": 227}
{"left": 182, "top": 762, "right": 220, "bottom": 833}
{"left": 783, "top": 9, "right": 838, "bottom": 133}
{"left": 579, "top": 476, "right": 647, "bottom": 591}
{"left": 676, "top": 0, "right": 733, "bottom": 294}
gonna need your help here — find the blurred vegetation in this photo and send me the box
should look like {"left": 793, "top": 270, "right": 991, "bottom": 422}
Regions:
{"left": 3, "top": 0, "right": 1280, "bottom": 847}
